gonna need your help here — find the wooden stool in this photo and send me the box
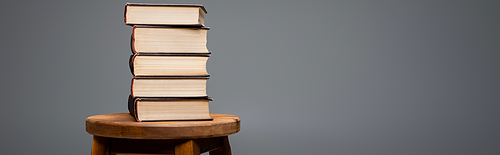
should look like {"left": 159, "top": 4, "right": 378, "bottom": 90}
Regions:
{"left": 86, "top": 113, "right": 240, "bottom": 155}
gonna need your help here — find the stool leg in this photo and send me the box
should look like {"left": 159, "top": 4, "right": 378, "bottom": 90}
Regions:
{"left": 209, "top": 136, "right": 231, "bottom": 155}
{"left": 91, "top": 136, "right": 110, "bottom": 155}
{"left": 175, "top": 140, "right": 200, "bottom": 155}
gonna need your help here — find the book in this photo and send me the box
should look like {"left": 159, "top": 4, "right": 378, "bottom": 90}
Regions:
{"left": 131, "top": 76, "right": 209, "bottom": 98}
{"left": 128, "top": 95, "right": 213, "bottom": 122}
{"left": 129, "top": 53, "right": 210, "bottom": 77}
{"left": 131, "top": 26, "right": 210, "bottom": 54}
{"left": 125, "top": 3, "right": 207, "bottom": 26}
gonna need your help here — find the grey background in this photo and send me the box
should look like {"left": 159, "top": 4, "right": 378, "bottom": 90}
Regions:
{"left": 1, "top": 0, "right": 499, "bottom": 154}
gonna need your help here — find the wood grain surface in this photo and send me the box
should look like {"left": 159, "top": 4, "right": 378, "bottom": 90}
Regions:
{"left": 86, "top": 113, "right": 240, "bottom": 139}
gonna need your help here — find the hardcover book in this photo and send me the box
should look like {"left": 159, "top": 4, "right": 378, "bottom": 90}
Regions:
{"left": 131, "top": 26, "right": 210, "bottom": 54}
{"left": 125, "top": 3, "right": 207, "bottom": 26}
{"left": 131, "top": 76, "right": 209, "bottom": 98}
{"left": 128, "top": 95, "right": 213, "bottom": 122}
{"left": 129, "top": 53, "right": 210, "bottom": 77}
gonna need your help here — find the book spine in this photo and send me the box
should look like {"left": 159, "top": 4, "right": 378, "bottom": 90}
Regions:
{"left": 129, "top": 54, "right": 135, "bottom": 76}
{"left": 124, "top": 3, "right": 129, "bottom": 24}
{"left": 131, "top": 27, "right": 137, "bottom": 54}
{"left": 127, "top": 94, "right": 140, "bottom": 122}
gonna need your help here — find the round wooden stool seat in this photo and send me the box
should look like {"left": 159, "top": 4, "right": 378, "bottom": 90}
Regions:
{"left": 86, "top": 113, "right": 240, "bottom": 139}
{"left": 86, "top": 113, "right": 240, "bottom": 155}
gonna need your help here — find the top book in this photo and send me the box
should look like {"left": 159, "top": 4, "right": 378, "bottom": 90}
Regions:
{"left": 125, "top": 3, "right": 207, "bottom": 26}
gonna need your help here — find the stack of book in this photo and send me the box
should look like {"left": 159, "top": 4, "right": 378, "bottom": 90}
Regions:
{"left": 125, "top": 3, "right": 213, "bottom": 122}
